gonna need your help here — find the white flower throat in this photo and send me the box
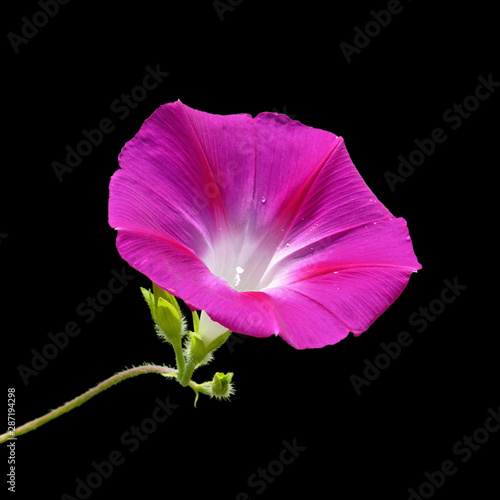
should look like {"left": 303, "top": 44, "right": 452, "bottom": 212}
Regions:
{"left": 202, "top": 228, "right": 283, "bottom": 293}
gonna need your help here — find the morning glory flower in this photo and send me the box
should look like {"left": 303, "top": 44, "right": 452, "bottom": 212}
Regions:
{"left": 109, "top": 101, "right": 420, "bottom": 349}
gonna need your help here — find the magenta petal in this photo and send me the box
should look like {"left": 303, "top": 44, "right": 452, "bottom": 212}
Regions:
{"left": 250, "top": 112, "right": 341, "bottom": 236}
{"left": 264, "top": 267, "right": 414, "bottom": 349}
{"left": 109, "top": 101, "right": 421, "bottom": 349}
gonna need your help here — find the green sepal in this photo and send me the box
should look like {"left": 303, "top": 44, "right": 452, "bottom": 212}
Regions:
{"left": 185, "top": 329, "right": 232, "bottom": 367}
{"left": 140, "top": 287, "right": 155, "bottom": 317}
{"left": 193, "top": 389, "right": 200, "bottom": 408}
{"left": 187, "top": 331, "right": 207, "bottom": 365}
{"left": 192, "top": 310, "right": 200, "bottom": 333}
{"left": 205, "top": 329, "right": 231, "bottom": 353}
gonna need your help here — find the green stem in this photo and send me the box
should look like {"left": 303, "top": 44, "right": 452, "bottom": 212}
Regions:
{"left": 187, "top": 380, "right": 212, "bottom": 407}
{"left": 178, "top": 358, "right": 197, "bottom": 387}
{"left": 0, "top": 365, "right": 177, "bottom": 444}
{"left": 171, "top": 339, "right": 186, "bottom": 380}
{"left": 188, "top": 380, "right": 212, "bottom": 396}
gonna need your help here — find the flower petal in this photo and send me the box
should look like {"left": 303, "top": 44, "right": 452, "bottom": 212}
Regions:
{"left": 261, "top": 140, "right": 418, "bottom": 282}
{"left": 267, "top": 218, "right": 420, "bottom": 288}
{"left": 263, "top": 266, "right": 415, "bottom": 349}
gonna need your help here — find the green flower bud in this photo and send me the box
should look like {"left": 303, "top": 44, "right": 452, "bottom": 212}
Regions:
{"left": 141, "top": 285, "right": 185, "bottom": 345}
{"left": 210, "top": 372, "right": 235, "bottom": 400}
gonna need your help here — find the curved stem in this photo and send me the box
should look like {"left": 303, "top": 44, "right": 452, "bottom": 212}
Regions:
{"left": 0, "top": 365, "right": 177, "bottom": 444}
{"left": 187, "top": 380, "right": 212, "bottom": 407}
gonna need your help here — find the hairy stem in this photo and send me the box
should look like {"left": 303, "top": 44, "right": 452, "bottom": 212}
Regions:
{"left": 0, "top": 365, "right": 177, "bottom": 444}
{"left": 171, "top": 338, "right": 186, "bottom": 381}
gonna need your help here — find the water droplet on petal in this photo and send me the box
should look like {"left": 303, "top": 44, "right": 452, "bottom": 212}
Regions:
{"left": 260, "top": 196, "right": 266, "bottom": 204}
{"left": 369, "top": 198, "right": 374, "bottom": 203}
{"left": 286, "top": 243, "right": 290, "bottom": 247}
{"left": 406, "top": 236, "right": 411, "bottom": 241}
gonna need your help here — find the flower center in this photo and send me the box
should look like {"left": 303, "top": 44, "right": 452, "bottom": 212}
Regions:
{"left": 202, "top": 232, "right": 279, "bottom": 293}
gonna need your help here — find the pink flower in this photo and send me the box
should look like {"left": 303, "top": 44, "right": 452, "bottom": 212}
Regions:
{"left": 108, "top": 101, "right": 421, "bottom": 349}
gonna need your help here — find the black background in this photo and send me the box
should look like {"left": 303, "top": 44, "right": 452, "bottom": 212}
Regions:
{"left": 2, "top": 1, "right": 498, "bottom": 499}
